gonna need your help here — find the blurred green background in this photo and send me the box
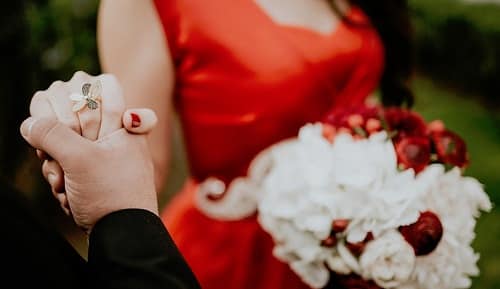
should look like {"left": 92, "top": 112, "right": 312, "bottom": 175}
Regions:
{"left": 1, "top": 0, "right": 499, "bottom": 288}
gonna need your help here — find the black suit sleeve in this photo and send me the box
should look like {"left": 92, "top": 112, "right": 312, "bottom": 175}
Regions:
{"left": 88, "top": 209, "right": 201, "bottom": 289}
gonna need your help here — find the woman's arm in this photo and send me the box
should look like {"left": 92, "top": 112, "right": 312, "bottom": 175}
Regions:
{"left": 97, "top": 0, "right": 174, "bottom": 191}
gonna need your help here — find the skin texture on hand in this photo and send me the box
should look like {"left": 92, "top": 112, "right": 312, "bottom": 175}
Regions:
{"left": 30, "top": 72, "right": 126, "bottom": 214}
{"left": 20, "top": 116, "right": 158, "bottom": 232}
{"left": 25, "top": 71, "right": 159, "bottom": 232}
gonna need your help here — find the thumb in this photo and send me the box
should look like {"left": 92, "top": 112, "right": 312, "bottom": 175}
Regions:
{"left": 20, "top": 117, "right": 91, "bottom": 164}
{"left": 122, "top": 108, "right": 158, "bottom": 134}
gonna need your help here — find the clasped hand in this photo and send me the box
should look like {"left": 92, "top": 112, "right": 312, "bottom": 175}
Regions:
{"left": 21, "top": 71, "right": 159, "bottom": 232}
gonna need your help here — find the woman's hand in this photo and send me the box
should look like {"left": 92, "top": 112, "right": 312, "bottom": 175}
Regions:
{"left": 29, "top": 71, "right": 157, "bottom": 216}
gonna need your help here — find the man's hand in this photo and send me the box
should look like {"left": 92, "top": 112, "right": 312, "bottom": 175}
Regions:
{"left": 20, "top": 116, "right": 158, "bottom": 232}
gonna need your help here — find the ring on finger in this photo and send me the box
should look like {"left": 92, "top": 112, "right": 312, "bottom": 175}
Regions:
{"left": 69, "top": 80, "right": 102, "bottom": 112}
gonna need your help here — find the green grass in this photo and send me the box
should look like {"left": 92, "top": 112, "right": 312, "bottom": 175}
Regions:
{"left": 413, "top": 77, "right": 500, "bottom": 202}
{"left": 412, "top": 76, "right": 500, "bottom": 289}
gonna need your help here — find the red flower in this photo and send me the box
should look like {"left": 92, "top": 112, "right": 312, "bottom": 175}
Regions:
{"left": 383, "top": 108, "right": 427, "bottom": 140}
{"left": 326, "top": 273, "right": 382, "bottom": 289}
{"left": 323, "top": 105, "right": 380, "bottom": 129}
{"left": 430, "top": 130, "right": 469, "bottom": 168}
{"left": 399, "top": 211, "right": 443, "bottom": 256}
{"left": 346, "top": 232, "right": 374, "bottom": 257}
{"left": 395, "top": 137, "right": 431, "bottom": 173}
{"left": 321, "top": 236, "right": 338, "bottom": 247}
{"left": 332, "top": 219, "right": 350, "bottom": 233}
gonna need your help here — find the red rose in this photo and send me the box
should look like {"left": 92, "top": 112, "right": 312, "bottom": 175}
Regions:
{"left": 383, "top": 108, "right": 427, "bottom": 140}
{"left": 399, "top": 211, "right": 443, "bottom": 256}
{"left": 430, "top": 130, "right": 469, "bottom": 168}
{"left": 395, "top": 136, "right": 431, "bottom": 173}
{"left": 326, "top": 273, "right": 382, "bottom": 289}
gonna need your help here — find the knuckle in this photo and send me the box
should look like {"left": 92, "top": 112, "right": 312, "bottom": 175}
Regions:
{"left": 32, "top": 90, "right": 47, "bottom": 101}
{"left": 29, "top": 91, "right": 50, "bottom": 115}
{"left": 49, "top": 80, "right": 65, "bottom": 90}
{"left": 71, "top": 70, "right": 91, "bottom": 83}
{"left": 74, "top": 70, "right": 90, "bottom": 79}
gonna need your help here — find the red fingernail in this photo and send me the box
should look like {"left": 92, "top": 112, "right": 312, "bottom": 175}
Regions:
{"left": 131, "top": 113, "right": 141, "bottom": 128}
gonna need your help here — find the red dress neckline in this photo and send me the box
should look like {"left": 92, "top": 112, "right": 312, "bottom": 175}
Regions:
{"left": 247, "top": 0, "right": 353, "bottom": 39}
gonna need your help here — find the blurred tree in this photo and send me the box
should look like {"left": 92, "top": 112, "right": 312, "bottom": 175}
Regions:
{"left": 25, "top": 0, "right": 100, "bottom": 84}
{"left": 410, "top": 0, "right": 500, "bottom": 112}
{"left": 1, "top": 0, "right": 100, "bottom": 199}
{"left": 0, "top": 1, "right": 36, "bottom": 183}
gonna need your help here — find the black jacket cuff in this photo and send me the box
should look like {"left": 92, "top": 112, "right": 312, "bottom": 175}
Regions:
{"left": 88, "top": 209, "right": 200, "bottom": 289}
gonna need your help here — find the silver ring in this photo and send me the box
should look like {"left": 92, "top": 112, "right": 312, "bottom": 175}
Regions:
{"left": 69, "top": 80, "right": 102, "bottom": 112}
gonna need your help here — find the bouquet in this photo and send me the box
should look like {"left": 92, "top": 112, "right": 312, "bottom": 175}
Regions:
{"left": 245, "top": 105, "right": 492, "bottom": 289}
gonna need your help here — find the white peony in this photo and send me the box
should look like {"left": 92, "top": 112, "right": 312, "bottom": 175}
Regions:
{"left": 411, "top": 237, "right": 480, "bottom": 289}
{"left": 330, "top": 131, "right": 397, "bottom": 191}
{"left": 360, "top": 230, "right": 416, "bottom": 288}
{"left": 407, "top": 164, "right": 491, "bottom": 289}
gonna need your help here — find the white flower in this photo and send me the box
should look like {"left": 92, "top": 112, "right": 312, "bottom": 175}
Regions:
{"left": 250, "top": 122, "right": 491, "bottom": 289}
{"left": 290, "top": 260, "right": 330, "bottom": 289}
{"left": 408, "top": 163, "right": 491, "bottom": 289}
{"left": 412, "top": 237, "right": 479, "bottom": 289}
{"left": 360, "top": 230, "right": 416, "bottom": 288}
{"left": 330, "top": 131, "right": 397, "bottom": 191}
{"left": 346, "top": 169, "right": 423, "bottom": 243}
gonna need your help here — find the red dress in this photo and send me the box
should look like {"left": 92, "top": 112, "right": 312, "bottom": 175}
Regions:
{"left": 153, "top": 1, "right": 384, "bottom": 288}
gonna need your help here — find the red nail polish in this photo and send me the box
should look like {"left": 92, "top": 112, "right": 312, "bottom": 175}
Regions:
{"left": 131, "top": 113, "right": 141, "bottom": 128}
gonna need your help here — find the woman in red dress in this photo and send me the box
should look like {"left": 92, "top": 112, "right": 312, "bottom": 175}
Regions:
{"left": 97, "top": 0, "right": 414, "bottom": 288}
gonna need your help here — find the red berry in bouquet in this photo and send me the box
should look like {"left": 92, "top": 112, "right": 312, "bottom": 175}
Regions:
{"left": 332, "top": 219, "right": 349, "bottom": 233}
{"left": 322, "top": 124, "right": 337, "bottom": 143}
{"left": 430, "top": 130, "right": 469, "bottom": 168}
{"left": 395, "top": 136, "right": 431, "bottom": 173}
{"left": 365, "top": 118, "right": 382, "bottom": 134}
{"left": 427, "top": 119, "right": 446, "bottom": 133}
{"left": 383, "top": 108, "right": 427, "bottom": 140}
{"left": 347, "top": 114, "right": 364, "bottom": 128}
{"left": 321, "top": 236, "right": 338, "bottom": 248}
{"left": 346, "top": 232, "right": 374, "bottom": 257}
{"left": 323, "top": 105, "right": 380, "bottom": 130}
{"left": 399, "top": 211, "right": 443, "bottom": 256}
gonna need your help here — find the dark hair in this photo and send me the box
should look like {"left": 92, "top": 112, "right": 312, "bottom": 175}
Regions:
{"left": 331, "top": 0, "right": 415, "bottom": 107}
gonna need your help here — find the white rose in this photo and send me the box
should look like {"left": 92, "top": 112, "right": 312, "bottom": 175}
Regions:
{"left": 360, "top": 231, "right": 415, "bottom": 288}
